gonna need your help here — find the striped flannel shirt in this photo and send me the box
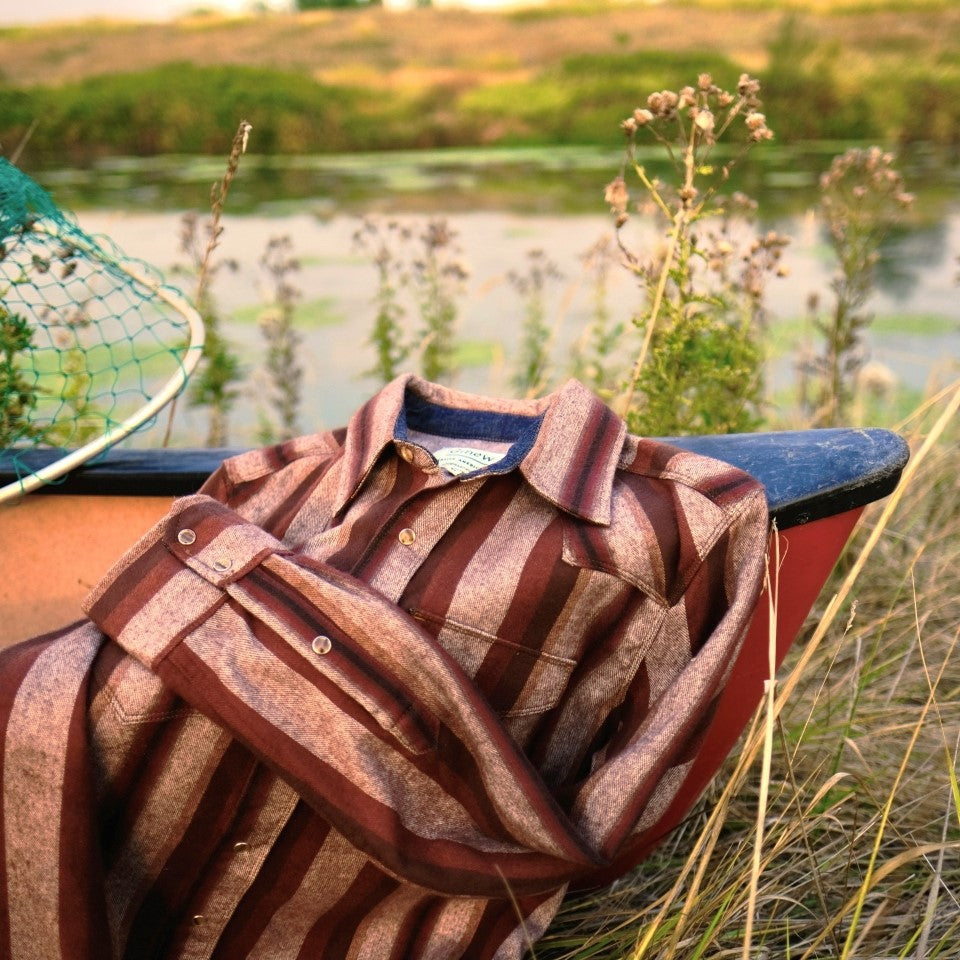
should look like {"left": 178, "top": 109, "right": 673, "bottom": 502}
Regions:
{"left": 0, "top": 375, "right": 769, "bottom": 960}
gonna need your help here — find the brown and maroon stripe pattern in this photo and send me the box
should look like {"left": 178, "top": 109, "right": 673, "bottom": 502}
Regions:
{"left": 0, "top": 623, "right": 113, "bottom": 960}
{"left": 0, "top": 374, "right": 768, "bottom": 959}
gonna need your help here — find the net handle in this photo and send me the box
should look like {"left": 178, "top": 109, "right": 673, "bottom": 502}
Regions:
{"left": 0, "top": 222, "right": 206, "bottom": 505}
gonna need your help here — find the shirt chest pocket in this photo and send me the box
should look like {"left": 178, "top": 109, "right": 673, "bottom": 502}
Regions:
{"left": 408, "top": 610, "right": 577, "bottom": 718}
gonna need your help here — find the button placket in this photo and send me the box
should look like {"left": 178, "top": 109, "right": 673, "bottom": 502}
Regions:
{"left": 175, "top": 775, "right": 300, "bottom": 960}
{"left": 396, "top": 440, "right": 444, "bottom": 475}
{"left": 364, "top": 480, "right": 488, "bottom": 604}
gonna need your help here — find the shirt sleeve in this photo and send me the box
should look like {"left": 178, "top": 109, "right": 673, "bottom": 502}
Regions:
{"left": 568, "top": 482, "right": 770, "bottom": 882}
{"left": 82, "top": 494, "right": 604, "bottom": 898}
{"left": 0, "top": 622, "right": 113, "bottom": 959}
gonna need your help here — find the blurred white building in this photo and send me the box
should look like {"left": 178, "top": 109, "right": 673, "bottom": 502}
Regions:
{"left": 0, "top": 0, "right": 555, "bottom": 25}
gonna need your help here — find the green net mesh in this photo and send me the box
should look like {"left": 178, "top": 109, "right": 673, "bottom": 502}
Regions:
{"left": 0, "top": 157, "right": 202, "bottom": 493}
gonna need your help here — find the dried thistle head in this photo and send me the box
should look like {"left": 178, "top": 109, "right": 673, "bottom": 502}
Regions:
{"left": 745, "top": 111, "right": 773, "bottom": 141}
{"left": 618, "top": 73, "right": 773, "bottom": 171}
{"left": 737, "top": 73, "right": 761, "bottom": 103}
{"left": 646, "top": 89, "right": 680, "bottom": 119}
{"left": 611, "top": 73, "right": 775, "bottom": 244}
{"left": 604, "top": 176, "right": 629, "bottom": 219}
{"left": 819, "top": 147, "right": 914, "bottom": 239}
{"left": 422, "top": 219, "right": 454, "bottom": 252}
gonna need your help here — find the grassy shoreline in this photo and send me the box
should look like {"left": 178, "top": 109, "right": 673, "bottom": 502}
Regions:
{"left": 3, "top": 3, "right": 960, "bottom": 163}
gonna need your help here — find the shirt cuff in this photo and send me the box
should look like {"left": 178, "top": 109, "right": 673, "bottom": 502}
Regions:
{"left": 83, "top": 495, "right": 285, "bottom": 667}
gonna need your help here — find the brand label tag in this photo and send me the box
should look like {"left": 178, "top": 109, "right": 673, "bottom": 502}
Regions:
{"left": 433, "top": 447, "right": 506, "bottom": 476}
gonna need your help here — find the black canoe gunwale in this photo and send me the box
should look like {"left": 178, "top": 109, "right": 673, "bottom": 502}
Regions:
{"left": 0, "top": 428, "right": 909, "bottom": 530}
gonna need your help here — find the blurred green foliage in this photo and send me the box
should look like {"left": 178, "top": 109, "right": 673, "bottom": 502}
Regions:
{"left": 1, "top": 63, "right": 467, "bottom": 159}
{"left": 4, "top": 30, "right": 960, "bottom": 162}
{"left": 460, "top": 50, "right": 740, "bottom": 145}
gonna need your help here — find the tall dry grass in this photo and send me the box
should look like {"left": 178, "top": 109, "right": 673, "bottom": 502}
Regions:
{"left": 533, "top": 381, "right": 960, "bottom": 958}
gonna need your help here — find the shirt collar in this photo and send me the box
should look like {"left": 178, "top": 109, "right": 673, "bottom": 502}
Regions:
{"left": 333, "top": 375, "right": 626, "bottom": 526}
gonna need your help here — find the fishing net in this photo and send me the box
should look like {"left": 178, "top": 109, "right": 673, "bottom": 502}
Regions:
{"left": 0, "top": 157, "right": 204, "bottom": 503}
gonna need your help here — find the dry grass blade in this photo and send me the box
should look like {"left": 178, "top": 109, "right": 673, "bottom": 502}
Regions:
{"left": 832, "top": 612, "right": 958, "bottom": 959}
{"left": 161, "top": 119, "right": 251, "bottom": 447}
{"left": 741, "top": 532, "right": 781, "bottom": 960}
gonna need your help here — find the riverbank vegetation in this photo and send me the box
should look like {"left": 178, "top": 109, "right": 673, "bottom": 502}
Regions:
{"left": 2, "top": 3, "right": 960, "bottom": 163}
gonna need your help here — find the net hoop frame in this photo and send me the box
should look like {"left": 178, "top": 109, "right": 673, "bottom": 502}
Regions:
{"left": 0, "top": 221, "right": 205, "bottom": 505}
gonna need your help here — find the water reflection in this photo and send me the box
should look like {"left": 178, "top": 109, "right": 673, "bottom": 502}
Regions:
{"left": 38, "top": 144, "right": 960, "bottom": 219}
{"left": 34, "top": 145, "right": 960, "bottom": 445}
{"left": 872, "top": 222, "right": 950, "bottom": 304}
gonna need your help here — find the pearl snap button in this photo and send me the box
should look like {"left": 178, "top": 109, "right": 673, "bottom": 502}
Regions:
{"left": 398, "top": 528, "right": 416, "bottom": 546}
{"left": 177, "top": 529, "right": 197, "bottom": 546}
{"left": 212, "top": 559, "right": 232, "bottom": 573}
{"left": 311, "top": 635, "right": 332, "bottom": 655}
{"left": 400, "top": 446, "right": 414, "bottom": 462}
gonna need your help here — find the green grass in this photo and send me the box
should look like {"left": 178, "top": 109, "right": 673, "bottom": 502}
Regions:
{"left": 11, "top": 336, "right": 187, "bottom": 445}
{"left": 870, "top": 313, "right": 958, "bottom": 335}
{"left": 1, "top": 63, "right": 371, "bottom": 159}
{"left": 505, "top": 1, "right": 628, "bottom": 23}
{"left": 230, "top": 297, "right": 347, "bottom": 329}
{"left": 459, "top": 50, "right": 741, "bottom": 146}
{"left": 26, "top": 337, "right": 186, "bottom": 382}
{"left": 453, "top": 338, "right": 499, "bottom": 369}
{"left": 770, "top": 381, "right": 926, "bottom": 427}
{"left": 768, "top": 313, "right": 956, "bottom": 358}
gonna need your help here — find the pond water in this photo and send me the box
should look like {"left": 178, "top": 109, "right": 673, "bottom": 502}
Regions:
{"left": 36, "top": 145, "right": 960, "bottom": 445}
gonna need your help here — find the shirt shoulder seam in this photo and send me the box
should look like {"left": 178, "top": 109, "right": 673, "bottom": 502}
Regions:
{"left": 616, "top": 460, "right": 764, "bottom": 510}
{"left": 223, "top": 430, "right": 344, "bottom": 487}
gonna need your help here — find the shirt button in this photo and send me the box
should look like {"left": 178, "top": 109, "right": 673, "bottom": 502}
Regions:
{"left": 192, "top": 915, "right": 205, "bottom": 926}
{"left": 233, "top": 841, "right": 250, "bottom": 853}
{"left": 398, "top": 528, "right": 416, "bottom": 546}
{"left": 177, "top": 528, "right": 197, "bottom": 546}
{"left": 212, "top": 559, "right": 232, "bottom": 573}
{"left": 311, "top": 635, "right": 332, "bottom": 655}
{"left": 399, "top": 446, "right": 414, "bottom": 462}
